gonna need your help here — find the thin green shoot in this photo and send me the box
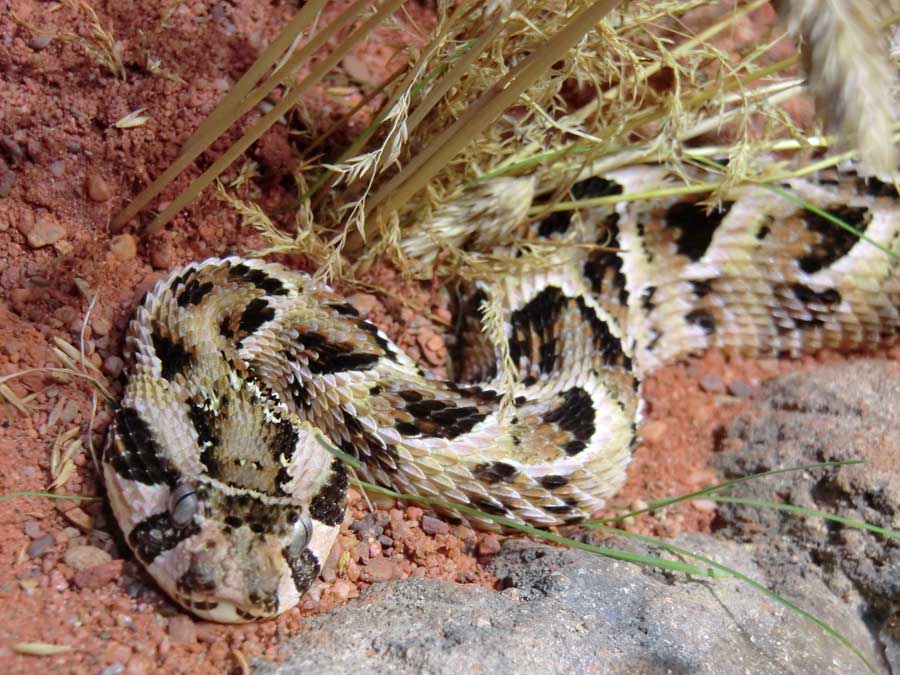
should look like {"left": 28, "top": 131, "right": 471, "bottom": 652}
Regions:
{"left": 355, "top": 479, "right": 719, "bottom": 577}
{"left": 586, "top": 460, "right": 863, "bottom": 525}
{"left": 710, "top": 495, "right": 900, "bottom": 541}
{"left": 0, "top": 491, "right": 101, "bottom": 503}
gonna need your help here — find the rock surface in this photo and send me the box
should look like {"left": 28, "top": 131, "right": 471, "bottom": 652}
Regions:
{"left": 714, "top": 360, "right": 900, "bottom": 614}
{"left": 257, "top": 536, "right": 882, "bottom": 675}
{"left": 714, "top": 359, "right": 900, "bottom": 673}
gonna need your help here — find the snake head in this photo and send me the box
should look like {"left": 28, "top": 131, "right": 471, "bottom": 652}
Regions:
{"left": 103, "top": 397, "right": 346, "bottom": 622}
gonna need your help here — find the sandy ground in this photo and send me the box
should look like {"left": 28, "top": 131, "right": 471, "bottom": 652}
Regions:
{"left": 1, "top": 1, "right": 897, "bottom": 674}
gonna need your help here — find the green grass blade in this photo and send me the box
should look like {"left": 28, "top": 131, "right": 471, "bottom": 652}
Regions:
{"left": 0, "top": 491, "right": 100, "bottom": 503}
{"left": 711, "top": 495, "right": 900, "bottom": 540}
{"left": 765, "top": 183, "right": 900, "bottom": 261}
{"left": 689, "top": 154, "right": 900, "bottom": 262}
{"left": 585, "top": 461, "right": 862, "bottom": 525}
{"left": 355, "top": 480, "right": 716, "bottom": 577}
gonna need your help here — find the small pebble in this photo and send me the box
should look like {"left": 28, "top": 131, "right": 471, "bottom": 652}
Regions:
{"left": 42, "top": 554, "right": 59, "bottom": 574}
{"left": 64, "top": 544, "right": 112, "bottom": 571}
{"left": 355, "top": 540, "right": 369, "bottom": 562}
{"left": 168, "top": 615, "right": 197, "bottom": 643}
{"left": 341, "top": 54, "right": 375, "bottom": 84}
{"left": 125, "top": 655, "right": 153, "bottom": 674}
{"left": 699, "top": 374, "right": 725, "bottom": 394}
{"left": 367, "top": 491, "right": 395, "bottom": 511}
{"left": 195, "top": 622, "right": 221, "bottom": 644}
{"left": 50, "top": 569, "right": 69, "bottom": 592}
{"left": 26, "top": 213, "right": 66, "bottom": 248}
{"left": 8, "top": 288, "right": 34, "bottom": 312}
{"left": 103, "top": 355, "right": 124, "bottom": 378}
{"left": 57, "top": 526, "right": 82, "bottom": 541}
{"left": 26, "top": 138, "right": 42, "bottom": 162}
{"left": 149, "top": 244, "right": 174, "bottom": 270}
{"left": 452, "top": 525, "right": 476, "bottom": 541}
{"left": 0, "top": 168, "right": 15, "bottom": 196}
{"left": 388, "top": 508, "right": 412, "bottom": 539}
{"left": 426, "top": 334, "right": 444, "bottom": 352}
{"left": 1, "top": 136, "right": 24, "bottom": 163}
{"left": 727, "top": 380, "right": 755, "bottom": 398}
{"left": 477, "top": 533, "right": 501, "bottom": 556}
{"left": 63, "top": 507, "right": 94, "bottom": 532}
{"left": 73, "top": 559, "right": 123, "bottom": 589}
{"left": 422, "top": 347, "right": 443, "bottom": 367}
{"left": 23, "top": 519, "right": 43, "bottom": 539}
{"left": 416, "top": 329, "right": 435, "bottom": 354}
{"left": 60, "top": 398, "right": 80, "bottom": 423}
{"left": 55, "top": 305, "right": 78, "bottom": 325}
{"left": 421, "top": 514, "right": 450, "bottom": 535}
{"left": 26, "top": 534, "right": 55, "bottom": 558}
{"left": 86, "top": 173, "right": 113, "bottom": 202}
{"left": 100, "top": 664, "right": 125, "bottom": 675}
{"left": 109, "top": 233, "right": 137, "bottom": 261}
{"left": 15, "top": 207, "right": 34, "bottom": 236}
{"left": 360, "top": 557, "right": 401, "bottom": 583}
{"left": 350, "top": 514, "right": 381, "bottom": 539}
{"left": 103, "top": 643, "right": 132, "bottom": 666}
{"left": 48, "top": 160, "right": 66, "bottom": 177}
{"left": 30, "top": 34, "right": 53, "bottom": 50}
{"left": 692, "top": 499, "right": 718, "bottom": 512}
{"left": 638, "top": 420, "right": 667, "bottom": 444}
{"left": 92, "top": 315, "right": 112, "bottom": 336}
{"left": 331, "top": 579, "right": 356, "bottom": 601}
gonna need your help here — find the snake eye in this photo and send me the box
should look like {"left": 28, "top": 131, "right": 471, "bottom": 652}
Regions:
{"left": 170, "top": 483, "right": 199, "bottom": 527}
{"left": 287, "top": 511, "right": 313, "bottom": 557}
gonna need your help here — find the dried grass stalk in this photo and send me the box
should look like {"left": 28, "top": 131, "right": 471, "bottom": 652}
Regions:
{"left": 777, "top": 0, "right": 898, "bottom": 173}
{"left": 399, "top": 177, "right": 535, "bottom": 267}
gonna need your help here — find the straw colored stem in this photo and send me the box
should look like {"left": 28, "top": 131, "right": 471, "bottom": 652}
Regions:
{"left": 346, "top": 0, "right": 621, "bottom": 254}
{"left": 111, "top": 0, "right": 328, "bottom": 231}
{"left": 144, "top": 0, "right": 406, "bottom": 235}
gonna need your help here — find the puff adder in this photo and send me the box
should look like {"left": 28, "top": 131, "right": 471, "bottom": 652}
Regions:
{"left": 104, "top": 165, "right": 900, "bottom": 622}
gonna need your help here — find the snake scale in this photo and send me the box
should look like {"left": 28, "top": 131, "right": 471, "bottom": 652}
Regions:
{"left": 103, "top": 164, "right": 900, "bottom": 622}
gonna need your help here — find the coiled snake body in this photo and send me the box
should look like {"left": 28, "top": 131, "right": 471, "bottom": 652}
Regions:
{"left": 104, "top": 166, "right": 900, "bottom": 622}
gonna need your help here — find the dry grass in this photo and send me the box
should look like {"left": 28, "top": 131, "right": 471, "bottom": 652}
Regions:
{"left": 107, "top": 0, "right": 899, "bottom": 400}
{"left": 13, "top": 0, "right": 125, "bottom": 79}
{"left": 280, "top": 0, "right": 898, "bottom": 280}
{"left": 112, "top": 1, "right": 900, "bottom": 279}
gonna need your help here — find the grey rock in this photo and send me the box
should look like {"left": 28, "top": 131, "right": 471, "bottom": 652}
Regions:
{"left": 714, "top": 359, "right": 900, "bottom": 616}
{"left": 256, "top": 536, "right": 881, "bottom": 675}
{"left": 699, "top": 374, "right": 724, "bottom": 393}
{"left": 881, "top": 615, "right": 900, "bottom": 674}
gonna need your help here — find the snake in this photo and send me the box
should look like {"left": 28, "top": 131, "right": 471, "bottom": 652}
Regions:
{"left": 103, "top": 164, "right": 900, "bottom": 622}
